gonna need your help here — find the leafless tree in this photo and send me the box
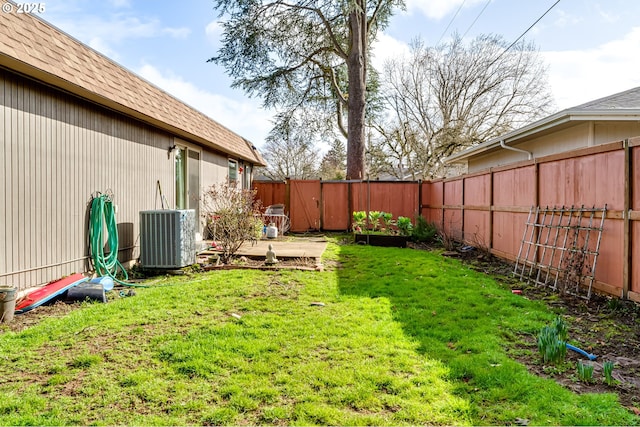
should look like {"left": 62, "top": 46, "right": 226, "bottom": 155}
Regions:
{"left": 261, "top": 113, "right": 320, "bottom": 180}
{"left": 209, "top": 0, "right": 405, "bottom": 180}
{"left": 373, "top": 34, "right": 554, "bottom": 178}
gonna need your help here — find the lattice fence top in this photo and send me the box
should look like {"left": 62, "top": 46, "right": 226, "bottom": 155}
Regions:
{"left": 514, "top": 205, "right": 607, "bottom": 300}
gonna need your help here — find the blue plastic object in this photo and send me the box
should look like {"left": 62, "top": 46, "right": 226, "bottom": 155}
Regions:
{"left": 89, "top": 276, "right": 114, "bottom": 291}
{"left": 566, "top": 343, "right": 597, "bottom": 360}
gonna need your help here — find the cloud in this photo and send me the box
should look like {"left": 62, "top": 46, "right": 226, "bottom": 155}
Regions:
{"left": 45, "top": 12, "right": 191, "bottom": 57}
{"left": 371, "top": 32, "right": 411, "bottom": 71}
{"left": 137, "top": 64, "right": 273, "bottom": 146}
{"left": 405, "top": 0, "right": 487, "bottom": 20}
{"left": 87, "top": 37, "right": 120, "bottom": 61}
{"left": 109, "top": 0, "right": 131, "bottom": 8}
{"left": 543, "top": 27, "right": 640, "bottom": 109}
{"left": 205, "top": 21, "right": 223, "bottom": 46}
{"left": 162, "top": 27, "right": 191, "bottom": 39}
{"left": 205, "top": 20, "right": 224, "bottom": 52}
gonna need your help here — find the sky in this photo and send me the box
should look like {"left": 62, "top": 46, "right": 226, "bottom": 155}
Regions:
{"left": 29, "top": 0, "right": 640, "bottom": 150}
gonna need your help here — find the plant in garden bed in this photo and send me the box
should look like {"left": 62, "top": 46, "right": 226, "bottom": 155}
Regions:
{"left": 381, "top": 212, "right": 394, "bottom": 232}
{"left": 577, "top": 360, "right": 595, "bottom": 383}
{"left": 412, "top": 215, "right": 438, "bottom": 243}
{"left": 201, "top": 182, "right": 262, "bottom": 263}
{"left": 351, "top": 210, "right": 366, "bottom": 233}
{"left": 603, "top": 360, "right": 616, "bottom": 385}
{"left": 537, "top": 316, "right": 568, "bottom": 364}
{"left": 396, "top": 216, "right": 413, "bottom": 237}
{"left": 352, "top": 211, "right": 398, "bottom": 235}
{"left": 352, "top": 211, "right": 409, "bottom": 247}
{"left": 368, "top": 210, "right": 383, "bottom": 232}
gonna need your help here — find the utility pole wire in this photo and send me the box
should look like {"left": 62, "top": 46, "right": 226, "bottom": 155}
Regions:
{"left": 436, "top": 0, "right": 466, "bottom": 46}
{"left": 461, "top": 0, "right": 491, "bottom": 39}
{"left": 491, "top": 0, "right": 561, "bottom": 66}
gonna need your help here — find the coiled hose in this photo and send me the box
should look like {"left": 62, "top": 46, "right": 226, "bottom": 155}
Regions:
{"left": 89, "top": 193, "right": 128, "bottom": 282}
{"left": 89, "top": 193, "right": 144, "bottom": 287}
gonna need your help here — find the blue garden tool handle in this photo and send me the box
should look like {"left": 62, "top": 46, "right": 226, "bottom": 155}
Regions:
{"left": 566, "top": 343, "right": 597, "bottom": 360}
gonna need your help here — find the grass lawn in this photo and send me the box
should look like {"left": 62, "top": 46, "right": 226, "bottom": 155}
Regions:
{"left": 0, "top": 240, "right": 637, "bottom": 425}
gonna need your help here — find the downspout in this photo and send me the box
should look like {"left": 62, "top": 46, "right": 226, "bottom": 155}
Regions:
{"left": 500, "top": 140, "right": 533, "bottom": 160}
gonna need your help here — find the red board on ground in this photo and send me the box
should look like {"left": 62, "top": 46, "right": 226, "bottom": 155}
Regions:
{"left": 15, "top": 273, "right": 88, "bottom": 313}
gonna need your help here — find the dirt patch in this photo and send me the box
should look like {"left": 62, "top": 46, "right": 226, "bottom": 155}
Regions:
{"left": 455, "top": 247, "right": 640, "bottom": 412}
{"left": 0, "top": 299, "right": 82, "bottom": 334}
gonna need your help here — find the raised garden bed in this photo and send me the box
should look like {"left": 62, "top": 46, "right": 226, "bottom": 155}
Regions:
{"left": 354, "top": 233, "right": 408, "bottom": 248}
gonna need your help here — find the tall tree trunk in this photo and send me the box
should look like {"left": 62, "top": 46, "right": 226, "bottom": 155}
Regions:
{"left": 346, "top": 1, "right": 367, "bottom": 180}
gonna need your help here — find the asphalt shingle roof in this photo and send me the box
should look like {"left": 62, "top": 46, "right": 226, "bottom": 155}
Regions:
{"left": 572, "top": 86, "right": 640, "bottom": 111}
{"left": 0, "top": 9, "right": 265, "bottom": 165}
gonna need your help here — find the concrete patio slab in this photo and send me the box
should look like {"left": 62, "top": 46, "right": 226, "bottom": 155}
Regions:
{"left": 224, "top": 238, "right": 327, "bottom": 258}
{"left": 234, "top": 238, "right": 328, "bottom": 259}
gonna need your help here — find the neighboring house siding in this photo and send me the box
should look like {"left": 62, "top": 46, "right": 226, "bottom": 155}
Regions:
{"left": 594, "top": 122, "right": 640, "bottom": 144}
{"left": 0, "top": 68, "right": 231, "bottom": 291}
{"left": 468, "top": 121, "right": 640, "bottom": 173}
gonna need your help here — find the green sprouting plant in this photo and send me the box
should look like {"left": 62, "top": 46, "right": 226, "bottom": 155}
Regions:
{"left": 577, "top": 360, "right": 595, "bottom": 383}
{"left": 396, "top": 216, "right": 413, "bottom": 237}
{"left": 537, "top": 326, "right": 566, "bottom": 364}
{"left": 381, "top": 212, "right": 394, "bottom": 232}
{"left": 603, "top": 361, "right": 615, "bottom": 385}
{"left": 412, "top": 215, "right": 438, "bottom": 243}
{"left": 352, "top": 211, "right": 366, "bottom": 232}
{"left": 368, "top": 211, "right": 382, "bottom": 231}
{"left": 537, "top": 321, "right": 567, "bottom": 365}
{"left": 551, "top": 316, "right": 568, "bottom": 342}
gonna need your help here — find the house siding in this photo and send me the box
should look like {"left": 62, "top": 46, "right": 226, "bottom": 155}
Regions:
{"left": 468, "top": 122, "right": 640, "bottom": 173}
{"left": 0, "top": 68, "right": 234, "bottom": 291}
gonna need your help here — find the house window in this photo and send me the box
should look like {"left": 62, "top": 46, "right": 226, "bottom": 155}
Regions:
{"left": 229, "top": 159, "right": 238, "bottom": 182}
{"left": 243, "top": 164, "right": 252, "bottom": 189}
{"left": 175, "top": 148, "right": 187, "bottom": 209}
{"left": 175, "top": 144, "right": 201, "bottom": 231}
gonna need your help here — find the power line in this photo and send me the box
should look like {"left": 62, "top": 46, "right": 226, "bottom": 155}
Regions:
{"left": 436, "top": 0, "right": 466, "bottom": 46}
{"left": 497, "top": 0, "right": 561, "bottom": 61}
{"left": 461, "top": 0, "right": 491, "bottom": 39}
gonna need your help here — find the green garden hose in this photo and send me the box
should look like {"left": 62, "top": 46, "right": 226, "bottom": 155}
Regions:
{"left": 89, "top": 193, "right": 147, "bottom": 287}
{"left": 89, "top": 193, "right": 128, "bottom": 283}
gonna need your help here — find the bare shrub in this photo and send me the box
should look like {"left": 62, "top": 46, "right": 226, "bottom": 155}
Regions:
{"left": 201, "top": 182, "right": 263, "bottom": 263}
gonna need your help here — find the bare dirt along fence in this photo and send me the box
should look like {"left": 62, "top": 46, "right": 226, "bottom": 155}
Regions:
{"left": 254, "top": 138, "right": 640, "bottom": 302}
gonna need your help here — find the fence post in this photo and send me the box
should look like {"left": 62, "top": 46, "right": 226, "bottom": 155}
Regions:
{"left": 347, "top": 181, "right": 353, "bottom": 231}
{"left": 461, "top": 177, "right": 466, "bottom": 242}
{"left": 623, "top": 139, "right": 631, "bottom": 300}
{"left": 418, "top": 179, "right": 422, "bottom": 219}
{"left": 285, "top": 177, "right": 291, "bottom": 221}
{"left": 489, "top": 169, "right": 494, "bottom": 251}
{"left": 319, "top": 179, "right": 324, "bottom": 231}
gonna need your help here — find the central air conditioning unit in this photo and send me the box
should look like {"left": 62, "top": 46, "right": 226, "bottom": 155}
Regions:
{"left": 139, "top": 209, "right": 196, "bottom": 268}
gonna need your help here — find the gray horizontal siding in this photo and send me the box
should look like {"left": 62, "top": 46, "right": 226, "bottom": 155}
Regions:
{"left": 0, "top": 68, "right": 181, "bottom": 290}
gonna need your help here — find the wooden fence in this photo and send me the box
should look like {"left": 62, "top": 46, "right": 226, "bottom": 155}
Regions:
{"left": 254, "top": 179, "right": 421, "bottom": 232}
{"left": 253, "top": 138, "right": 640, "bottom": 303}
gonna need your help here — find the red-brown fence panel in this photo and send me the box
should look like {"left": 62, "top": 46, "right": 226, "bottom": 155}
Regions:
{"left": 443, "top": 179, "right": 463, "bottom": 240}
{"left": 253, "top": 181, "right": 286, "bottom": 212}
{"left": 492, "top": 166, "right": 536, "bottom": 260}
{"left": 289, "top": 180, "right": 321, "bottom": 232}
{"left": 463, "top": 174, "right": 491, "bottom": 248}
{"left": 633, "top": 145, "right": 640, "bottom": 296}
{"left": 321, "top": 182, "right": 350, "bottom": 230}
{"left": 423, "top": 180, "right": 443, "bottom": 225}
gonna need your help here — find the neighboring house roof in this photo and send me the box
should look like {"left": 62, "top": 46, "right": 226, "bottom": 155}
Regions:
{"left": 0, "top": 8, "right": 265, "bottom": 166}
{"left": 445, "top": 86, "right": 640, "bottom": 164}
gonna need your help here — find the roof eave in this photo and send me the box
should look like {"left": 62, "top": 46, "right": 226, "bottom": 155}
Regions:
{"left": 0, "top": 53, "right": 266, "bottom": 166}
{"left": 445, "top": 109, "right": 640, "bottom": 164}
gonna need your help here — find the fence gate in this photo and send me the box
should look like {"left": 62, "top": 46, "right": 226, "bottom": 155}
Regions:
{"left": 289, "top": 180, "right": 321, "bottom": 232}
{"left": 514, "top": 205, "right": 607, "bottom": 300}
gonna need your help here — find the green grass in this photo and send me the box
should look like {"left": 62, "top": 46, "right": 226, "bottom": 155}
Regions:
{"left": 0, "top": 241, "right": 636, "bottom": 425}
